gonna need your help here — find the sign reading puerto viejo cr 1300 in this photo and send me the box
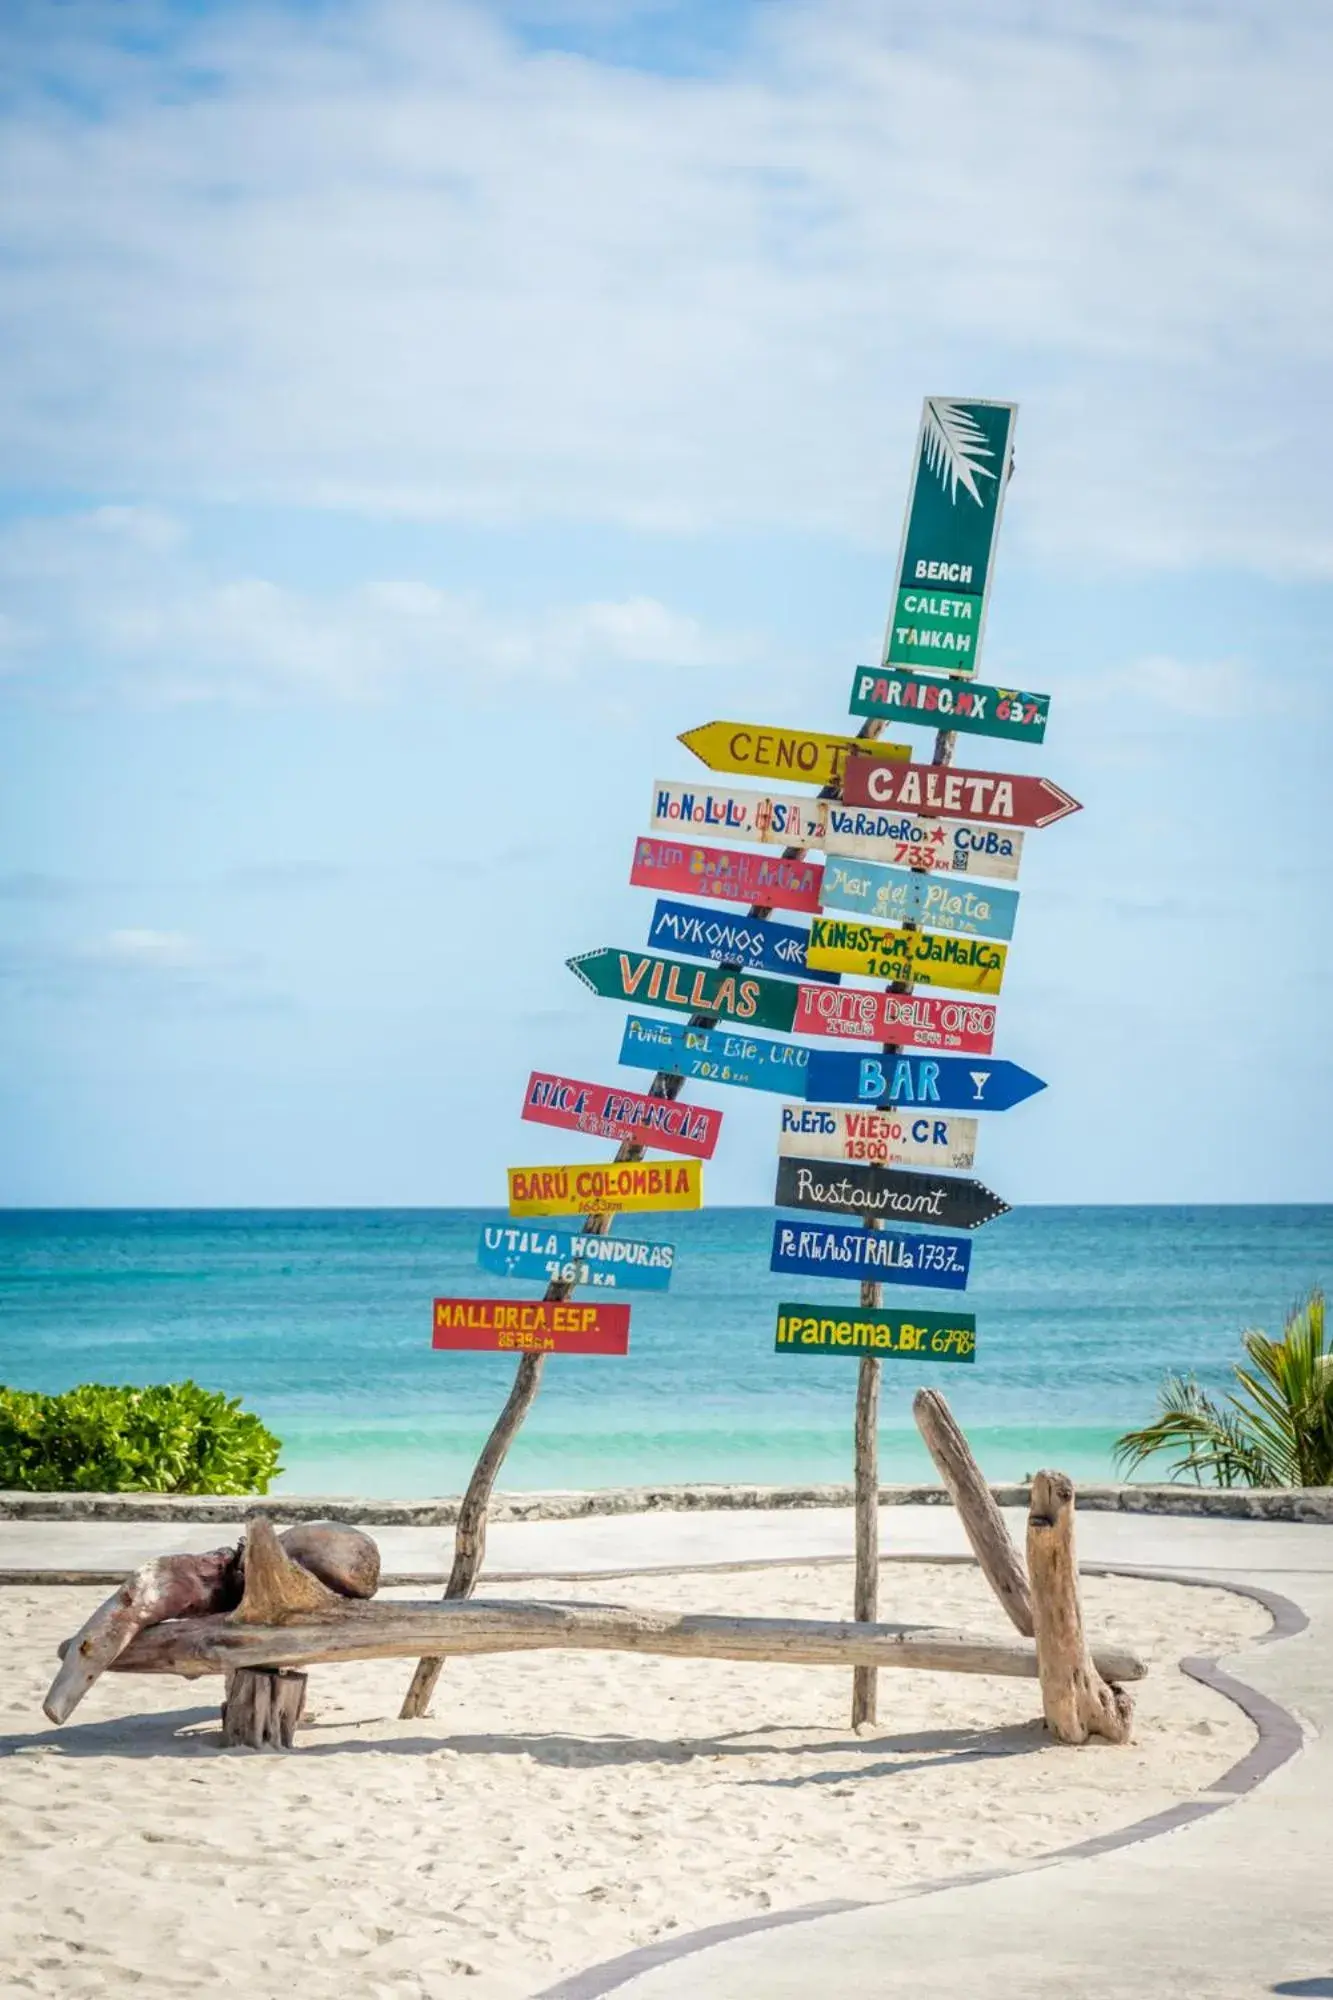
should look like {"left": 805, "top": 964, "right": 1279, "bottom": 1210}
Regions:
{"left": 778, "top": 1102, "right": 978, "bottom": 1172}
{"left": 883, "top": 398, "right": 1017, "bottom": 678}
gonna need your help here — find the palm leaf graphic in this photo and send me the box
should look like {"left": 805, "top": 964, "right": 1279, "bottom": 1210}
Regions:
{"left": 921, "top": 399, "right": 998, "bottom": 507}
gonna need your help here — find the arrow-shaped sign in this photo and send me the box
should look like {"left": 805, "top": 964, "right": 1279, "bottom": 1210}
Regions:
{"left": 567, "top": 948, "right": 798, "bottom": 1032}
{"left": 775, "top": 1155, "right": 1010, "bottom": 1231}
{"left": 679, "top": 720, "right": 908, "bottom": 787}
{"left": 843, "top": 755, "right": 1081, "bottom": 829}
{"left": 778, "top": 1102, "right": 978, "bottom": 1172}
{"left": 848, "top": 666, "right": 1050, "bottom": 746}
{"left": 804, "top": 1048, "right": 1045, "bottom": 1112}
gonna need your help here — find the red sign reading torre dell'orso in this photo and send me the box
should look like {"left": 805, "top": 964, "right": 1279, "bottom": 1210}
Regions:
{"left": 521, "top": 1071, "right": 722, "bottom": 1160}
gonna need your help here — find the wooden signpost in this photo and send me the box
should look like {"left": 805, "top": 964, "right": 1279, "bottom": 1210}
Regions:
{"left": 792, "top": 983, "right": 997, "bottom": 1053}
{"left": 508, "top": 1161, "right": 702, "bottom": 1218}
{"left": 521, "top": 1070, "right": 722, "bottom": 1160}
{"left": 775, "top": 1154, "right": 1010, "bottom": 1230}
{"left": 567, "top": 947, "right": 800, "bottom": 1032}
{"left": 477, "top": 1223, "right": 675, "bottom": 1291}
{"left": 803, "top": 1048, "right": 1045, "bottom": 1112}
{"left": 849, "top": 667, "right": 1050, "bottom": 746}
{"left": 775, "top": 1302, "right": 976, "bottom": 1363}
{"left": 770, "top": 1218, "right": 971, "bottom": 1291}
{"left": 679, "top": 721, "right": 909, "bottom": 786}
{"left": 822, "top": 804, "right": 1024, "bottom": 880}
{"left": 806, "top": 916, "right": 1007, "bottom": 994}
{"left": 842, "top": 756, "right": 1081, "bottom": 830}
{"left": 618, "top": 1014, "right": 810, "bottom": 1095}
{"left": 820, "top": 855, "right": 1019, "bottom": 941}
{"left": 646, "top": 898, "right": 836, "bottom": 982}
{"left": 778, "top": 1102, "right": 978, "bottom": 1171}
{"left": 433, "top": 1298, "right": 630, "bottom": 1356}
{"left": 630, "top": 837, "right": 824, "bottom": 913}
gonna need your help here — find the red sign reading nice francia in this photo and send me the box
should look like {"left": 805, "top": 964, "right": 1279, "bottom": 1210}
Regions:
{"left": 521, "top": 1071, "right": 722, "bottom": 1160}
{"left": 433, "top": 1298, "right": 630, "bottom": 1356}
{"left": 793, "top": 984, "right": 997, "bottom": 1055}
{"left": 842, "top": 755, "right": 1081, "bottom": 830}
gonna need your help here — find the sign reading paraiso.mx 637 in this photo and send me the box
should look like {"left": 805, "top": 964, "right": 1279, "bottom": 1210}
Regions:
{"left": 884, "top": 398, "right": 1017, "bottom": 678}
{"left": 849, "top": 666, "right": 1050, "bottom": 746}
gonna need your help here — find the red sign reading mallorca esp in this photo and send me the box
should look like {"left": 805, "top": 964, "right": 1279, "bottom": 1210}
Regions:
{"left": 433, "top": 1298, "right": 630, "bottom": 1355}
{"left": 630, "top": 836, "right": 824, "bottom": 914}
{"left": 843, "top": 756, "right": 1081, "bottom": 830}
{"left": 522, "top": 1071, "right": 722, "bottom": 1160}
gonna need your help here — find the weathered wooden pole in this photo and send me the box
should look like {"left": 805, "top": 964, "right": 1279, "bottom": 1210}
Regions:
{"left": 1027, "top": 1470, "right": 1134, "bottom": 1745}
{"left": 914, "top": 1387, "right": 1032, "bottom": 1636}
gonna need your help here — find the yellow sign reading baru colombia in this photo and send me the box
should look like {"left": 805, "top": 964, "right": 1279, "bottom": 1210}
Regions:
{"left": 508, "top": 1159, "right": 703, "bottom": 1219}
{"left": 679, "top": 721, "right": 908, "bottom": 789}
{"left": 806, "top": 916, "right": 1006, "bottom": 995}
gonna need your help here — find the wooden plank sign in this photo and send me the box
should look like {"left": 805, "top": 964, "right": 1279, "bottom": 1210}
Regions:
{"left": 433, "top": 1298, "right": 630, "bottom": 1355}
{"left": 775, "top": 1155, "right": 1010, "bottom": 1230}
{"left": 806, "top": 917, "right": 1007, "bottom": 995}
{"left": 567, "top": 948, "right": 798, "bottom": 1032}
{"left": 823, "top": 804, "right": 1024, "bottom": 881}
{"left": 679, "top": 721, "right": 909, "bottom": 787}
{"left": 849, "top": 666, "right": 1050, "bottom": 746}
{"left": 646, "top": 898, "right": 836, "bottom": 983}
{"left": 775, "top": 1302, "right": 976, "bottom": 1363}
{"left": 883, "top": 397, "right": 1018, "bottom": 678}
{"left": 651, "top": 779, "right": 826, "bottom": 848}
{"left": 770, "top": 1218, "right": 971, "bottom": 1291}
{"left": 630, "top": 837, "right": 824, "bottom": 913}
{"left": 477, "top": 1224, "right": 674, "bottom": 1292}
{"left": 821, "top": 855, "right": 1019, "bottom": 941}
{"left": 843, "top": 756, "right": 1081, "bottom": 830}
{"left": 793, "top": 984, "right": 997, "bottom": 1054}
{"left": 619, "top": 1014, "right": 809, "bottom": 1096}
{"left": 521, "top": 1071, "right": 721, "bottom": 1160}
{"left": 508, "top": 1160, "right": 702, "bottom": 1218}
{"left": 779, "top": 1103, "right": 978, "bottom": 1171}
{"left": 803, "top": 1048, "right": 1045, "bottom": 1112}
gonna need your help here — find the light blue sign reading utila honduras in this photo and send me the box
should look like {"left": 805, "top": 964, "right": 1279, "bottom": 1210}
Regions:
{"left": 820, "top": 856, "right": 1018, "bottom": 943}
{"left": 477, "top": 1224, "right": 675, "bottom": 1292}
{"left": 619, "top": 1013, "right": 808, "bottom": 1096}
{"left": 770, "top": 1219, "right": 971, "bottom": 1291}
{"left": 804, "top": 1049, "right": 1045, "bottom": 1112}
{"left": 647, "top": 898, "right": 836, "bottom": 983}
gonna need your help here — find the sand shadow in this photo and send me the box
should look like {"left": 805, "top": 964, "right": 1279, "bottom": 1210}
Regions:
{"left": 1, "top": 1707, "right": 223, "bottom": 1759}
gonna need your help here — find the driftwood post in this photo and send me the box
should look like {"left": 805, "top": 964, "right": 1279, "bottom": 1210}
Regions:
{"left": 1027, "top": 1469, "right": 1134, "bottom": 1745}
{"left": 913, "top": 1387, "right": 1032, "bottom": 1636}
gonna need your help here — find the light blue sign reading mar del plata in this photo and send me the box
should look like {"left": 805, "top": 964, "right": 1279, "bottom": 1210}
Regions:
{"left": 884, "top": 398, "right": 1017, "bottom": 679}
{"left": 646, "top": 898, "right": 836, "bottom": 983}
{"left": 820, "top": 855, "right": 1019, "bottom": 942}
{"left": 477, "top": 1223, "right": 674, "bottom": 1292}
{"left": 770, "top": 1219, "right": 971, "bottom": 1291}
{"left": 804, "top": 1048, "right": 1046, "bottom": 1112}
{"left": 619, "top": 1013, "right": 808, "bottom": 1096}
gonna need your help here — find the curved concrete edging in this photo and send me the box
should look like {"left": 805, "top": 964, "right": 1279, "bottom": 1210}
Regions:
{"left": 532, "top": 1568, "right": 1312, "bottom": 2000}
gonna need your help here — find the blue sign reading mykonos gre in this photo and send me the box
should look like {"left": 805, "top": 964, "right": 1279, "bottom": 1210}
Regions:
{"left": 820, "top": 856, "right": 1019, "bottom": 942}
{"left": 804, "top": 1049, "right": 1045, "bottom": 1112}
{"left": 769, "top": 1219, "right": 971, "bottom": 1290}
{"left": 477, "top": 1223, "right": 674, "bottom": 1292}
{"left": 646, "top": 898, "right": 836, "bottom": 982}
{"left": 619, "top": 1013, "right": 808, "bottom": 1095}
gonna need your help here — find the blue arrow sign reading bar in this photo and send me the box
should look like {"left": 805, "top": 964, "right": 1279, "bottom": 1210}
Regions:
{"left": 820, "top": 855, "right": 1019, "bottom": 943}
{"left": 619, "top": 1013, "right": 809, "bottom": 1095}
{"left": 770, "top": 1218, "right": 971, "bottom": 1291}
{"left": 804, "top": 1048, "right": 1045, "bottom": 1112}
{"left": 646, "top": 898, "right": 836, "bottom": 983}
{"left": 477, "top": 1223, "right": 675, "bottom": 1292}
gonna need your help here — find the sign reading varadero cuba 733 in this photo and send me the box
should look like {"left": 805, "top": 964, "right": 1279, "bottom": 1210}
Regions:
{"left": 883, "top": 398, "right": 1017, "bottom": 678}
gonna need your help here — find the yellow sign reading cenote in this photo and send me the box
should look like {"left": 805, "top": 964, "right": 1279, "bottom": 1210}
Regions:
{"left": 508, "top": 1160, "right": 703, "bottom": 1218}
{"left": 679, "top": 721, "right": 909, "bottom": 789}
{"left": 806, "top": 916, "right": 1007, "bottom": 994}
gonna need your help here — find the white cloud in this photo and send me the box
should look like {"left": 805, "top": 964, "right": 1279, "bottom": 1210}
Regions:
{"left": 95, "top": 928, "right": 201, "bottom": 970}
{"left": 1064, "top": 654, "right": 1273, "bottom": 720}
{"left": 0, "top": 1, "right": 1329, "bottom": 572}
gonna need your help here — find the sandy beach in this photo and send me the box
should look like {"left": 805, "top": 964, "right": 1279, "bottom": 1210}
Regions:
{"left": 0, "top": 1561, "right": 1267, "bottom": 1999}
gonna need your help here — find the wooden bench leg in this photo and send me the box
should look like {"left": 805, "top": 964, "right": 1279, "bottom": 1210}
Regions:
{"left": 221, "top": 1668, "right": 308, "bottom": 1750}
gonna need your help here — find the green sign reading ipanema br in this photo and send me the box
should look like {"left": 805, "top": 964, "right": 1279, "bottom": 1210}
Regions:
{"left": 882, "top": 398, "right": 1017, "bottom": 680}
{"left": 774, "top": 1301, "right": 976, "bottom": 1363}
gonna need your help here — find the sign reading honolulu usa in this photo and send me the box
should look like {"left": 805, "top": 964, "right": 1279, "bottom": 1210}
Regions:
{"left": 884, "top": 398, "right": 1017, "bottom": 678}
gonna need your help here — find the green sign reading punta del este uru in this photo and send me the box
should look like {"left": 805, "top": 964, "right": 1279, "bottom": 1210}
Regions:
{"left": 774, "top": 1301, "right": 976, "bottom": 1363}
{"left": 884, "top": 399, "right": 1018, "bottom": 679}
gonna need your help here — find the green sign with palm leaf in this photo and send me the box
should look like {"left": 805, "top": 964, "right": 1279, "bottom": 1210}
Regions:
{"left": 883, "top": 398, "right": 1017, "bottom": 680}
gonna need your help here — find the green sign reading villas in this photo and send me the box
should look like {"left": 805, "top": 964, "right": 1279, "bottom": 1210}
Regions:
{"left": 883, "top": 398, "right": 1017, "bottom": 680}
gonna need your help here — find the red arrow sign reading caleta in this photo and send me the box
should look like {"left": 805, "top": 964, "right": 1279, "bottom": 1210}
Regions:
{"left": 842, "top": 755, "right": 1081, "bottom": 829}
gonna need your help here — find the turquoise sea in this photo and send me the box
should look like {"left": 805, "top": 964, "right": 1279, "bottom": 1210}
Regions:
{"left": 1, "top": 1207, "right": 1329, "bottom": 1496}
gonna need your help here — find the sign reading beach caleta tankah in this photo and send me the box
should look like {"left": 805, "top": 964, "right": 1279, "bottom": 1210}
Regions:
{"left": 508, "top": 1160, "right": 702, "bottom": 1218}
{"left": 433, "top": 1298, "right": 630, "bottom": 1355}
{"left": 679, "top": 721, "right": 907, "bottom": 787}
{"left": 849, "top": 667, "right": 1049, "bottom": 747}
{"left": 884, "top": 398, "right": 1017, "bottom": 678}
{"left": 806, "top": 916, "right": 1006, "bottom": 994}
{"left": 521, "top": 1071, "right": 721, "bottom": 1160}
{"left": 567, "top": 948, "right": 798, "bottom": 1032}
{"left": 775, "top": 1302, "right": 976, "bottom": 1363}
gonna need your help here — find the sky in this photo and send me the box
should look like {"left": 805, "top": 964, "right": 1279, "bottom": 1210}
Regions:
{"left": 0, "top": 0, "right": 1330, "bottom": 1207}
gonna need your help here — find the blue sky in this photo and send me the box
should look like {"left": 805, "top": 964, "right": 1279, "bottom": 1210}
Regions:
{"left": 1, "top": 0, "right": 1330, "bottom": 1206}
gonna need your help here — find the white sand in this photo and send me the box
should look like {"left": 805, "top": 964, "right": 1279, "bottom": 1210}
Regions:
{"left": 0, "top": 1563, "right": 1268, "bottom": 1999}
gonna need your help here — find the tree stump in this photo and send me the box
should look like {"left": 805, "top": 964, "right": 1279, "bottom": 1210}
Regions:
{"left": 1026, "top": 1470, "right": 1134, "bottom": 1746}
{"left": 221, "top": 1668, "right": 308, "bottom": 1749}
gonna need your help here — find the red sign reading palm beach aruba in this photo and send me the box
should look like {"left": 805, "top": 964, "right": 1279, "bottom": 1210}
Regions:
{"left": 521, "top": 1071, "right": 722, "bottom": 1160}
{"left": 843, "top": 756, "right": 1081, "bottom": 830}
{"left": 433, "top": 1298, "right": 629, "bottom": 1356}
{"left": 793, "top": 984, "right": 996, "bottom": 1054}
{"left": 630, "top": 837, "right": 824, "bottom": 914}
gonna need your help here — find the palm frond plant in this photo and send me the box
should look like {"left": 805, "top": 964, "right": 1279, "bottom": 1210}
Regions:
{"left": 1115, "top": 1288, "right": 1333, "bottom": 1488}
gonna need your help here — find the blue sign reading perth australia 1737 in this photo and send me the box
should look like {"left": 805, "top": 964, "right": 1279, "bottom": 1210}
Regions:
{"left": 646, "top": 898, "right": 837, "bottom": 983}
{"left": 619, "top": 1013, "right": 809, "bottom": 1096}
{"left": 770, "top": 1218, "right": 971, "bottom": 1291}
{"left": 804, "top": 1048, "right": 1046, "bottom": 1112}
{"left": 477, "top": 1223, "right": 675, "bottom": 1292}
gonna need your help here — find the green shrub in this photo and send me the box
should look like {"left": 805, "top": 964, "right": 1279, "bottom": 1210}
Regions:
{"left": 0, "top": 1381, "right": 283, "bottom": 1495}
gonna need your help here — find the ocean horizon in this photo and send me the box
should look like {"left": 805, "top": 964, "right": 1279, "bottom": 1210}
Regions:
{"left": 2, "top": 1204, "right": 1329, "bottom": 1497}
